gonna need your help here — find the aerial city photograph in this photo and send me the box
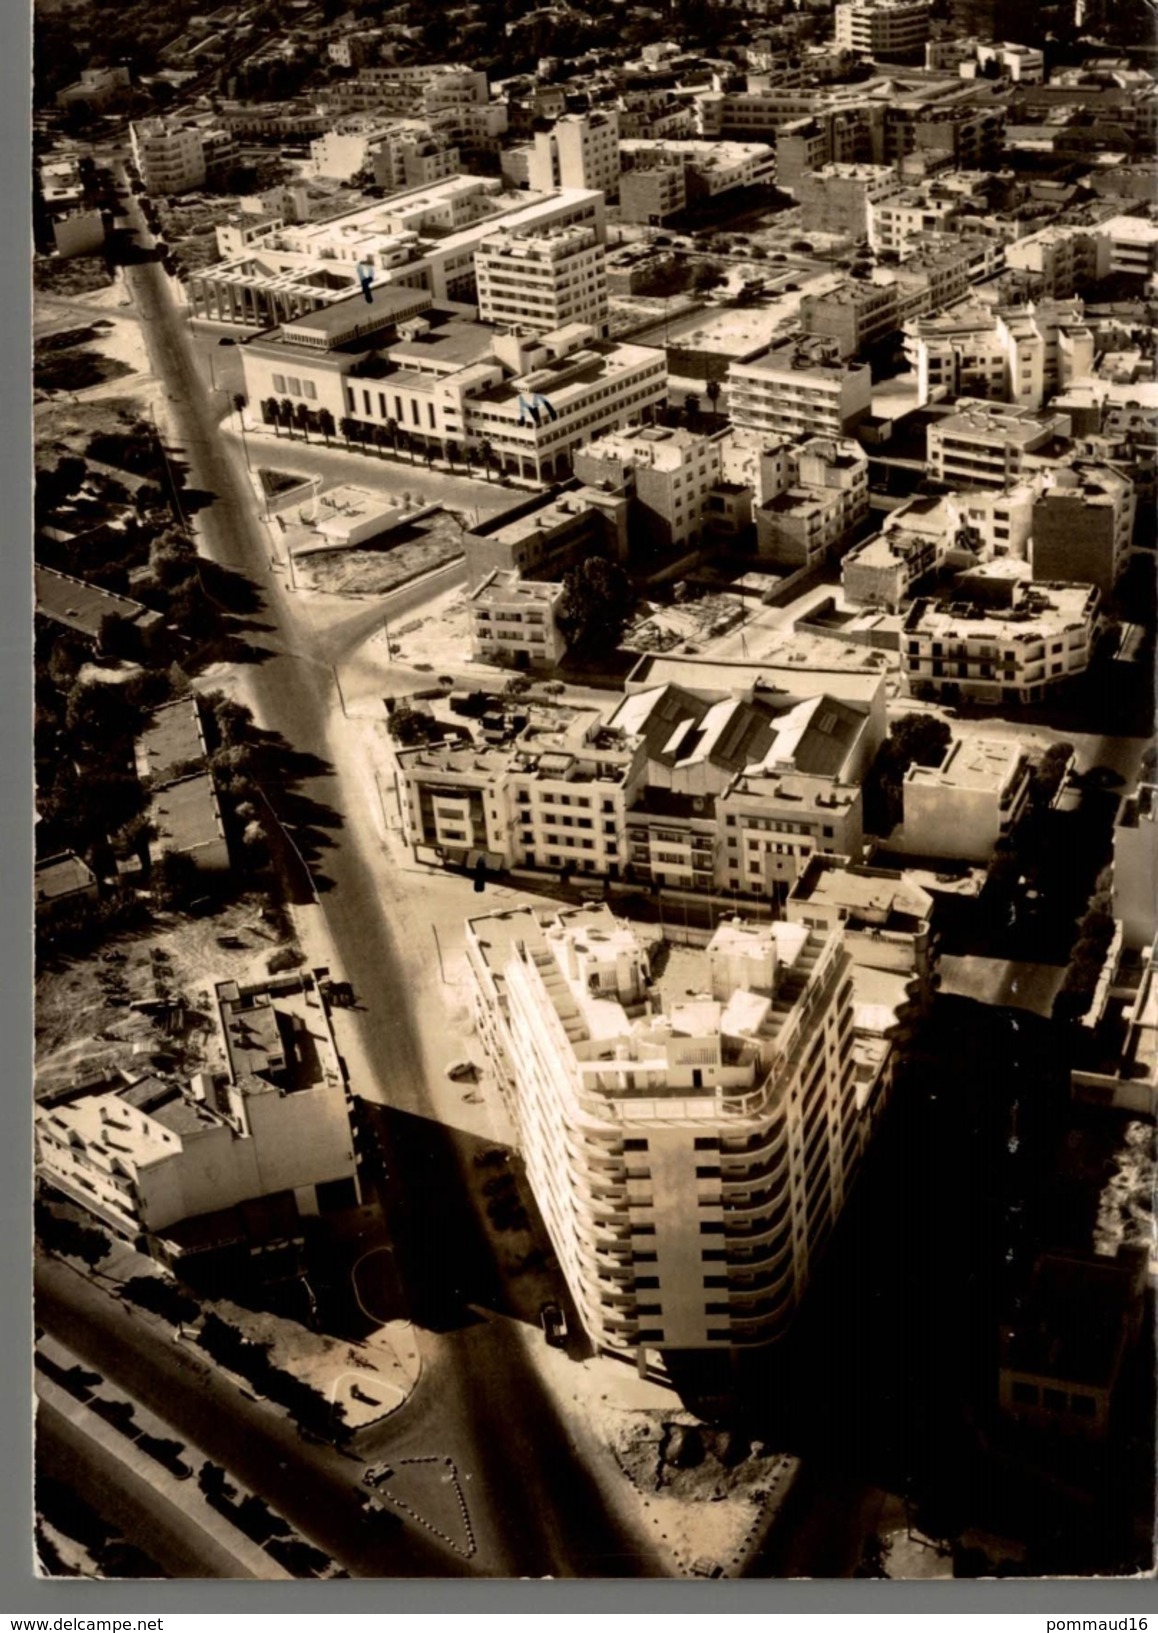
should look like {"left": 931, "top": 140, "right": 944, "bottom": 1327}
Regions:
{"left": 29, "top": 0, "right": 1158, "bottom": 1587}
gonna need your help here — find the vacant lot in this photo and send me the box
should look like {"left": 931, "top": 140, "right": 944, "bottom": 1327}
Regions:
{"left": 34, "top": 255, "right": 115, "bottom": 298}
{"left": 298, "top": 511, "right": 466, "bottom": 597}
{"left": 35, "top": 892, "right": 299, "bottom": 1102}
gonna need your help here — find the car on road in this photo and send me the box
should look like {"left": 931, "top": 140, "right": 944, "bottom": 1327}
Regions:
{"left": 446, "top": 1059, "right": 478, "bottom": 1082}
{"left": 539, "top": 1302, "right": 567, "bottom": 1347}
{"left": 218, "top": 336, "right": 236, "bottom": 346}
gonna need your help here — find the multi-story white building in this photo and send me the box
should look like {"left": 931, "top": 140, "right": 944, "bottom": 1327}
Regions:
{"left": 901, "top": 570, "right": 1101, "bottom": 704}
{"left": 867, "top": 187, "right": 964, "bottom": 257}
{"left": 728, "top": 346, "right": 873, "bottom": 440}
{"left": 927, "top": 400, "right": 1073, "bottom": 489}
{"left": 188, "top": 176, "right": 606, "bottom": 327}
{"left": 905, "top": 300, "right": 1095, "bottom": 410}
{"left": 572, "top": 425, "right": 723, "bottom": 555}
{"left": 241, "top": 302, "right": 666, "bottom": 484}
{"left": 466, "top": 570, "right": 568, "bottom": 669}
{"left": 474, "top": 224, "right": 609, "bottom": 337}
{"left": 617, "top": 138, "right": 775, "bottom": 225}
{"left": 753, "top": 436, "right": 869, "bottom": 569}
{"left": 902, "top": 736, "right": 1032, "bottom": 861}
{"left": 466, "top": 905, "right": 870, "bottom": 1365}
{"left": 34, "top": 973, "right": 358, "bottom": 1254}
{"left": 835, "top": 0, "right": 932, "bottom": 59}
{"left": 129, "top": 117, "right": 206, "bottom": 195}
{"left": 528, "top": 110, "right": 621, "bottom": 202}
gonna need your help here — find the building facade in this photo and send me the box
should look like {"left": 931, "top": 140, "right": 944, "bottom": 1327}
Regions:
{"left": 474, "top": 224, "right": 609, "bottom": 337}
{"left": 467, "top": 906, "right": 870, "bottom": 1366}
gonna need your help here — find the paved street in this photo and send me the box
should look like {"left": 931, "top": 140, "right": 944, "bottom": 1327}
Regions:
{"left": 87, "top": 207, "right": 659, "bottom": 1579}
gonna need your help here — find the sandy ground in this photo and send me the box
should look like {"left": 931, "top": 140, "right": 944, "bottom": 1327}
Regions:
{"left": 295, "top": 516, "right": 465, "bottom": 599}
{"left": 34, "top": 281, "right": 159, "bottom": 408}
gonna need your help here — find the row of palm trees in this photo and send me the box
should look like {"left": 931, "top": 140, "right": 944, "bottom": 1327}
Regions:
{"left": 259, "top": 398, "right": 503, "bottom": 480}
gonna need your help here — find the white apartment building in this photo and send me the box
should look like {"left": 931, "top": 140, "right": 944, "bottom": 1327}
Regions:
{"left": 528, "top": 111, "right": 621, "bottom": 202}
{"left": 35, "top": 973, "right": 358, "bottom": 1250}
{"left": 572, "top": 425, "right": 723, "bottom": 553}
{"left": 728, "top": 348, "right": 873, "bottom": 440}
{"left": 902, "top": 736, "right": 1032, "bottom": 861}
{"left": 467, "top": 570, "right": 568, "bottom": 669}
{"left": 868, "top": 189, "right": 963, "bottom": 257}
{"left": 129, "top": 117, "right": 206, "bottom": 195}
{"left": 835, "top": 0, "right": 932, "bottom": 58}
{"left": 754, "top": 437, "right": 869, "bottom": 569}
{"left": 466, "top": 906, "right": 868, "bottom": 1364}
{"left": 927, "top": 400, "right": 1073, "bottom": 489}
{"left": 905, "top": 300, "right": 1095, "bottom": 410}
{"left": 188, "top": 176, "right": 607, "bottom": 327}
{"left": 902, "top": 571, "right": 1101, "bottom": 704}
{"left": 474, "top": 224, "right": 609, "bottom": 337}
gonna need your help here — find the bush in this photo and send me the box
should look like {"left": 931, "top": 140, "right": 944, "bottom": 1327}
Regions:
{"left": 122, "top": 1275, "right": 199, "bottom": 1325}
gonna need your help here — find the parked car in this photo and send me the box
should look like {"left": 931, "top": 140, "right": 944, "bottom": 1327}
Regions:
{"left": 446, "top": 1059, "right": 477, "bottom": 1083}
{"left": 540, "top": 1302, "right": 567, "bottom": 1347}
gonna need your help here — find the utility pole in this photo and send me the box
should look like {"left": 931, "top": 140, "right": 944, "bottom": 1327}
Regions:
{"left": 431, "top": 924, "right": 446, "bottom": 984}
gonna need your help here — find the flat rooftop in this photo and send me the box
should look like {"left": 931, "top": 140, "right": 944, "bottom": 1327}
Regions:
{"left": 147, "top": 773, "right": 226, "bottom": 860}
{"left": 35, "top": 565, "right": 154, "bottom": 642}
{"left": 135, "top": 698, "right": 207, "bottom": 785}
{"left": 907, "top": 735, "right": 1026, "bottom": 793}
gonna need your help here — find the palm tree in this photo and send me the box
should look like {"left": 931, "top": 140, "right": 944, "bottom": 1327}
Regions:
{"left": 374, "top": 423, "right": 390, "bottom": 459}
{"left": 445, "top": 439, "right": 460, "bottom": 470}
{"left": 339, "top": 416, "right": 356, "bottom": 448}
{"left": 292, "top": 401, "right": 311, "bottom": 443}
{"left": 317, "top": 408, "right": 335, "bottom": 446}
{"left": 384, "top": 417, "right": 399, "bottom": 458}
{"left": 278, "top": 398, "right": 295, "bottom": 439}
{"left": 705, "top": 380, "right": 721, "bottom": 415}
{"left": 397, "top": 428, "right": 413, "bottom": 464}
{"left": 262, "top": 397, "right": 280, "bottom": 435}
{"left": 478, "top": 439, "right": 495, "bottom": 482}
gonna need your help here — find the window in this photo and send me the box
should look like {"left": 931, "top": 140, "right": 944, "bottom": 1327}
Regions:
{"left": 637, "top": 1328, "right": 665, "bottom": 1342}
{"left": 272, "top": 373, "right": 286, "bottom": 393}
{"left": 287, "top": 376, "right": 301, "bottom": 397}
{"left": 1011, "top": 1381, "right": 1038, "bottom": 1406}
{"left": 637, "top": 1302, "right": 662, "bottom": 1315}
{"left": 633, "top": 1223, "right": 656, "bottom": 1236}
{"left": 694, "top": 1137, "right": 719, "bottom": 1150}
{"left": 695, "top": 1165, "right": 720, "bottom": 1179}
{"left": 624, "top": 1138, "right": 648, "bottom": 1152}
{"left": 304, "top": 381, "right": 317, "bottom": 401}
{"left": 699, "top": 1221, "right": 725, "bottom": 1235}
{"left": 635, "top": 1276, "right": 659, "bottom": 1289}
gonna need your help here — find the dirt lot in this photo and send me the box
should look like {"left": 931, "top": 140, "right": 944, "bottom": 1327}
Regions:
{"left": 624, "top": 591, "right": 747, "bottom": 655}
{"left": 35, "top": 893, "right": 301, "bottom": 1102}
{"left": 34, "top": 321, "right": 137, "bottom": 398}
{"left": 297, "top": 512, "right": 466, "bottom": 597}
{"left": 158, "top": 194, "right": 249, "bottom": 276}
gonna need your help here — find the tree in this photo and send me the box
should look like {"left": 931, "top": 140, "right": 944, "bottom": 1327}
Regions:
{"left": 479, "top": 439, "right": 495, "bottom": 481}
{"left": 557, "top": 557, "right": 634, "bottom": 652}
{"left": 292, "top": 401, "right": 311, "bottom": 443}
{"left": 339, "top": 416, "right": 356, "bottom": 448}
{"left": 1031, "top": 741, "right": 1073, "bottom": 812}
{"left": 705, "top": 380, "right": 721, "bottom": 413}
{"left": 262, "top": 397, "right": 281, "bottom": 435}
{"left": 150, "top": 848, "right": 200, "bottom": 911}
{"left": 384, "top": 417, "right": 399, "bottom": 457}
{"left": 386, "top": 703, "right": 440, "bottom": 747}
{"left": 97, "top": 611, "right": 140, "bottom": 662}
{"left": 445, "top": 439, "right": 460, "bottom": 470}
{"left": 278, "top": 398, "right": 295, "bottom": 438}
{"left": 317, "top": 408, "right": 335, "bottom": 446}
{"left": 887, "top": 713, "right": 952, "bottom": 773}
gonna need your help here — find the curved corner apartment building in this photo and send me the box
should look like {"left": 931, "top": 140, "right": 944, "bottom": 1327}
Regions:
{"left": 467, "top": 906, "right": 863, "bottom": 1368}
